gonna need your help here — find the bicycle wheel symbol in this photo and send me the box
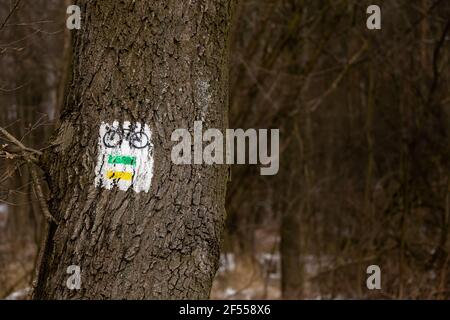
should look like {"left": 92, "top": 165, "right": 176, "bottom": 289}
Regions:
{"left": 103, "top": 129, "right": 122, "bottom": 148}
{"left": 129, "top": 131, "right": 149, "bottom": 149}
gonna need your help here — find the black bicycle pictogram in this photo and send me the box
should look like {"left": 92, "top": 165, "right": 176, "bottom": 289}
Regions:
{"left": 103, "top": 126, "right": 149, "bottom": 149}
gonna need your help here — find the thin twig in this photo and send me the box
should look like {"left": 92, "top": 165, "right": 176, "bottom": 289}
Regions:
{"left": 0, "top": 126, "right": 42, "bottom": 158}
{"left": 28, "top": 163, "right": 58, "bottom": 225}
{"left": 308, "top": 41, "right": 368, "bottom": 112}
{"left": 0, "top": 0, "right": 22, "bottom": 31}
{"left": 0, "top": 125, "right": 56, "bottom": 225}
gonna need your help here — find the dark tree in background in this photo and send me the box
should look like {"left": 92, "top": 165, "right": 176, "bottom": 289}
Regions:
{"left": 223, "top": 0, "right": 450, "bottom": 299}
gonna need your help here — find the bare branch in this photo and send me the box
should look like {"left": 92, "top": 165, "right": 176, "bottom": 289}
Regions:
{"left": 308, "top": 41, "right": 368, "bottom": 112}
{"left": 0, "top": 125, "right": 56, "bottom": 224}
{"left": 0, "top": 0, "right": 22, "bottom": 31}
{"left": 28, "top": 163, "right": 58, "bottom": 225}
{"left": 0, "top": 125, "right": 42, "bottom": 160}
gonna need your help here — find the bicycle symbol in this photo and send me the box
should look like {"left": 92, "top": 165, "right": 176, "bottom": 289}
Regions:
{"left": 103, "top": 126, "right": 150, "bottom": 149}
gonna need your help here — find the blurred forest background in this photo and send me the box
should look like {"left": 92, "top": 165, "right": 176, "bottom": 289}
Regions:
{"left": 0, "top": 0, "right": 449, "bottom": 299}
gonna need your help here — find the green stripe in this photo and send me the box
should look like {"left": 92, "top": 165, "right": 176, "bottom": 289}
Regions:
{"left": 108, "top": 155, "right": 136, "bottom": 166}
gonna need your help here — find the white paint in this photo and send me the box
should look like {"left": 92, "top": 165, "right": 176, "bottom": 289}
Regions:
{"left": 94, "top": 121, "right": 154, "bottom": 193}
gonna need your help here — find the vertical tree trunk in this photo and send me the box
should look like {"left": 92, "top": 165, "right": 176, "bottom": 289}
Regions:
{"left": 280, "top": 205, "right": 303, "bottom": 299}
{"left": 32, "top": 0, "right": 232, "bottom": 299}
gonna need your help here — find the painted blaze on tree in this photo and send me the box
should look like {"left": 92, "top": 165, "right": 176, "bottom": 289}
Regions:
{"left": 95, "top": 121, "right": 154, "bottom": 193}
{"left": 32, "top": 0, "right": 233, "bottom": 299}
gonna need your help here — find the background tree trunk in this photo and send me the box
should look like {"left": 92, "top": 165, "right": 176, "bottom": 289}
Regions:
{"left": 32, "top": 0, "right": 232, "bottom": 299}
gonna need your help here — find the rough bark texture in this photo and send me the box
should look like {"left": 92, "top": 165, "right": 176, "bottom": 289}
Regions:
{"left": 32, "top": 0, "right": 232, "bottom": 299}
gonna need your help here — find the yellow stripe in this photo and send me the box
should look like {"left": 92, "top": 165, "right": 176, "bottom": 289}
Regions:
{"left": 106, "top": 170, "right": 133, "bottom": 181}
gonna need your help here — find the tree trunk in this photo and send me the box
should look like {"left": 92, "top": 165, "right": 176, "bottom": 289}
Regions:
{"left": 32, "top": 0, "right": 232, "bottom": 299}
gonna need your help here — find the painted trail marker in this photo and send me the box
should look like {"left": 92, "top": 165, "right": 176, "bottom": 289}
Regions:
{"left": 95, "top": 121, "right": 153, "bottom": 193}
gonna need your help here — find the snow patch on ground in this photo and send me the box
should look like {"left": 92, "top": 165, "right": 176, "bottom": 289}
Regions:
{"left": 5, "top": 287, "right": 30, "bottom": 300}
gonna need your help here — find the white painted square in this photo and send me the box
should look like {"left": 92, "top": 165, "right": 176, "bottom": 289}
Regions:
{"left": 94, "top": 121, "right": 154, "bottom": 193}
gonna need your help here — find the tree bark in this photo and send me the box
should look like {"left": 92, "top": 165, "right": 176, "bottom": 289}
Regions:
{"left": 32, "top": 0, "right": 232, "bottom": 299}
